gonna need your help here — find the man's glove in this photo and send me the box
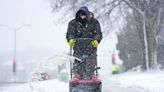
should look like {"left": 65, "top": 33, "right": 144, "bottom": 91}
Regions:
{"left": 69, "top": 39, "right": 76, "bottom": 47}
{"left": 91, "top": 40, "right": 99, "bottom": 47}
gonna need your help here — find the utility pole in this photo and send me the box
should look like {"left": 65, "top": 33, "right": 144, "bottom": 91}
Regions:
{"left": 0, "top": 24, "right": 30, "bottom": 81}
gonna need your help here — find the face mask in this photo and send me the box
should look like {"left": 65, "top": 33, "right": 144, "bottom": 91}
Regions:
{"left": 79, "top": 18, "right": 87, "bottom": 26}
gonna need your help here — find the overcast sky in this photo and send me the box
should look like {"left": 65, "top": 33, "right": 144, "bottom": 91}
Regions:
{"left": 0, "top": 0, "right": 117, "bottom": 62}
{"left": 0, "top": 0, "right": 69, "bottom": 53}
{"left": 0, "top": 0, "right": 71, "bottom": 62}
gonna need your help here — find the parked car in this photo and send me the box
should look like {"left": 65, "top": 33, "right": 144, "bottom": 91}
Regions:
{"left": 32, "top": 71, "right": 49, "bottom": 81}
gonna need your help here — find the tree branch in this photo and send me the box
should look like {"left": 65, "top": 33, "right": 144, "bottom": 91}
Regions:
{"left": 156, "top": 8, "right": 164, "bottom": 35}
{"left": 121, "top": 0, "right": 143, "bottom": 15}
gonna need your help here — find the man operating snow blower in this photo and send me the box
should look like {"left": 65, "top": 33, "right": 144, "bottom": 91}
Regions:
{"left": 66, "top": 6, "right": 102, "bottom": 92}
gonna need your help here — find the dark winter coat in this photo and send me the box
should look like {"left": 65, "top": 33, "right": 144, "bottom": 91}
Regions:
{"left": 66, "top": 7, "right": 102, "bottom": 56}
{"left": 66, "top": 7, "right": 102, "bottom": 77}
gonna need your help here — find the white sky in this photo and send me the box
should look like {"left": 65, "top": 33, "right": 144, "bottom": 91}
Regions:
{"left": 0, "top": 0, "right": 69, "bottom": 53}
{"left": 0, "top": 0, "right": 118, "bottom": 62}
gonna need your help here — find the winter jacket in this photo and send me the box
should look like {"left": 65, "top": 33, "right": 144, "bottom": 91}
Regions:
{"left": 66, "top": 8, "right": 102, "bottom": 55}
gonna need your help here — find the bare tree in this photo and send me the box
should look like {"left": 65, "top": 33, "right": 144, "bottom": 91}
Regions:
{"left": 49, "top": 0, "right": 124, "bottom": 35}
{"left": 120, "top": 0, "right": 164, "bottom": 70}
{"left": 49, "top": 0, "right": 164, "bottom": 70}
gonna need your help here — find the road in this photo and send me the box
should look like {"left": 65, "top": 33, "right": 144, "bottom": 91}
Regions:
{"left": 0, "top": 82, "right": 27, "bottom": 91}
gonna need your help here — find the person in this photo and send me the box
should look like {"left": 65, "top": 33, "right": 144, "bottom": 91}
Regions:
{"left": 89, "top": 11, "right": 94, "bottom": 18}
{"left": 112, "top": 53, "right": 116, "bottom": 64}
{"left": 112, "top": 64, "right": 120, "bottom": 74}
{"left": 66, "top": 6, "right": 102, "bottom": 79}
{"left": 111, "top": 53, "right": 120, "bottom": 74}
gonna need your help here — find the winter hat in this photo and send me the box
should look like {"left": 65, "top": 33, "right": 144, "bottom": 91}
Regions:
{"left": 79, "top": 10, "right": 87, "bottom": 16}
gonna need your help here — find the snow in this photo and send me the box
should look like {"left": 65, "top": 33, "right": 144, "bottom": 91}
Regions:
{"left": 0, "top": 79, "right": 68, "bottom": 92}
{"left": 1, "top": 70, "right": 164, "bottom": 92}
{"left": 0, "top": 0, "right": 164, "bottom": 92}
{"left": 108, "top": 70, "right": 164, "bottom": 92}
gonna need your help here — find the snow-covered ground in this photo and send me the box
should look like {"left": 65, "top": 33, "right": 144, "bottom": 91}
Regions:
{"left": 0, "top": 79, "right": 68, "bottom": 92}
{"left": 1, "top": 70, "right": 164, "bottom": 92}
{"left": 108, "top": 70, "right": 164, "bottom": 92}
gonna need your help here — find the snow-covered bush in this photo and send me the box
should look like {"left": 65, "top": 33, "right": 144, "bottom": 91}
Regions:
{"left": 58, "top": 69, "right": 69, "bottom": 82}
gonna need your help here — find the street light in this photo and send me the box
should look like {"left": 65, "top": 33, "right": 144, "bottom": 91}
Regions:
{"left": 0, "top": 24, "right": 30, "bottom": 78}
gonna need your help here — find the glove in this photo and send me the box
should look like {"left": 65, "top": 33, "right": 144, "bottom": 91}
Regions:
{"left": 69, "top": 39, "right": 76, "bottom": 47}
{"left": 91, "top": 40, "right": 99, "bottom": 47}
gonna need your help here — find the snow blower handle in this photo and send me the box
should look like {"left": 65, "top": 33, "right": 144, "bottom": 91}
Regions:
{"left": 70, "top": 46, "right": 73, "bottom": 79}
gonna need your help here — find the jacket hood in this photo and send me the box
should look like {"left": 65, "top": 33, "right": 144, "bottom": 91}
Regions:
{"left": 75, "top": 6, "right": 90, "bottom": 19}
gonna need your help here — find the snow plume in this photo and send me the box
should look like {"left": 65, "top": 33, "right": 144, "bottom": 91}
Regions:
{"left": 25, "top": 51, "right": 76, "bottom": 81}
{"left": 0, "top": 51, "right": 75, "bottom": 82}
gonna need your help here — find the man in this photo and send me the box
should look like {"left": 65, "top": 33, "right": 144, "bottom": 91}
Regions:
{"left": 66, "top": 6, "right": 102, "bottom": 79}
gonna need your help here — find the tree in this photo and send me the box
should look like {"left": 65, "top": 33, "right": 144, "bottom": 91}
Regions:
{"left": 117, "top": 10, "right": 145, "bottom": 70}
{"left": 119, "top": 0, "right": 164, "bottom": 70}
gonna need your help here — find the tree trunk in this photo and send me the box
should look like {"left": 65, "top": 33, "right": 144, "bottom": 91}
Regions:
{"left": 142, "top": 12, "right": 149, "bottom": 70}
